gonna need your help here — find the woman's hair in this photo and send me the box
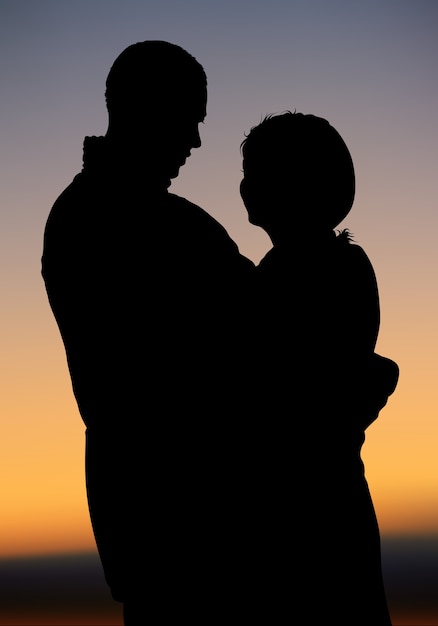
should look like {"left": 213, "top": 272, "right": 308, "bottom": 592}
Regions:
{"left": 241, "top": 111, "right": 355, "bottom": 228}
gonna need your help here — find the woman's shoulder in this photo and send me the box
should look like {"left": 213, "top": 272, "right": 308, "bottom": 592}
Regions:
{"left": 334, "top": 229, "right": 372, "bottom": 263}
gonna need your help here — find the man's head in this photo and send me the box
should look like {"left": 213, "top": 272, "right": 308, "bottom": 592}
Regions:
{"left": 105, "top": 41, "right": 207, "bottom": 180}
{"left": 240, "top": 111, "right": 355, "bottom": 239}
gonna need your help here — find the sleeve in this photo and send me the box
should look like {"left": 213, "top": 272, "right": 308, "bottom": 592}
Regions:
{"left": 342, "top": 243, "right": 380, "bottom": 354}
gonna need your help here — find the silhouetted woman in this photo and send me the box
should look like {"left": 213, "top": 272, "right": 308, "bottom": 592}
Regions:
{"left": 238, "top": 111, "right": 398, "bottom": 625}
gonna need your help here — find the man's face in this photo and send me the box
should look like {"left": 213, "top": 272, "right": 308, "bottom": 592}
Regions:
{"left": 138, "top": 90, "right": 207, "bottom": 181}
{"left": 164, "top": 103, "right": 206, "bottom": 179}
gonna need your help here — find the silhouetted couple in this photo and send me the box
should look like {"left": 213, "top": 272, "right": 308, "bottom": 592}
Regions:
{"left": 42, "top": 41, "right": 398, "bottom": 625}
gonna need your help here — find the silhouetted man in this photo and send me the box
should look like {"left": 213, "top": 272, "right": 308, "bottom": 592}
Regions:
{"left": 41, "top": 41, "right": 254, "bottom": 624}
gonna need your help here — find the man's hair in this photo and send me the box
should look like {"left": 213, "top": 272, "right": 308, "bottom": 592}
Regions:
{"left": 241, "top": 111, "right": 355, "bottom": 228}
{"left": 105, "top": 40, "right": 207, "bottom": 115}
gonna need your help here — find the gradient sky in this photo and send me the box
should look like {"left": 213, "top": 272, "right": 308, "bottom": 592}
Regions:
{"left": 1, "top": 0, "right": 437, "bottom": 575}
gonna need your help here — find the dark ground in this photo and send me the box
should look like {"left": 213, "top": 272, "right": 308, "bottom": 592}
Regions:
{"left": 0, "top": 535, "right": 437, "bottom": 625}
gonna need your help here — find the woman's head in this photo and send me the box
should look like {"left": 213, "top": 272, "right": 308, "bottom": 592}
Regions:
{"left": 240, "top": 111, "right": 355, "bottom": 237}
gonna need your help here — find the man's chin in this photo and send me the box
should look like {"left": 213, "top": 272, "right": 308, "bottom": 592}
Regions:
{"left": 168, "top": 164, "right": 182, "bottom": 179}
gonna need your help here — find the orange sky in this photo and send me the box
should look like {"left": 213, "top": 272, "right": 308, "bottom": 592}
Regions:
{"left": 1, "top": 267, "right": 437, "bottom": 558}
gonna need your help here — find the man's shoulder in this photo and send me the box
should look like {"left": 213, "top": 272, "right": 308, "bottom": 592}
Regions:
{"left": 42, "top": 174, "right": 84, "bottom": 246}
{"left": 167, "top": 192, "right": 255, "bottom": 267}
{"left": 167, "top": 192, "right": 226, "bottom": 227}
{"left": 45, "top": 171, "right": 89, "bottom": 222}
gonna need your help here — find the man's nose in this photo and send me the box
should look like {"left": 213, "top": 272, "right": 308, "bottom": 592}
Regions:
{"left": 192, "top": 125, "right": 201, "bottom": 149}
